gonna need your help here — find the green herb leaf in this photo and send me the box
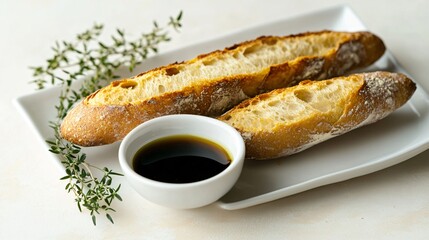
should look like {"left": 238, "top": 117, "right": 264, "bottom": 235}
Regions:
{"left": 92, "top": 215, "right": 97, "bottom": 226}
{"left": 106, "top": 213, "right": 114, "bottom": 224}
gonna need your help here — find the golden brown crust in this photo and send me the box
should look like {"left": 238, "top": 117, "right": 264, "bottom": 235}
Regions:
{"left": 60, "top": 31, "right": 386, "bottom": 146}
{"left": 218, "top": 72, "right": 416, "bottom": 160}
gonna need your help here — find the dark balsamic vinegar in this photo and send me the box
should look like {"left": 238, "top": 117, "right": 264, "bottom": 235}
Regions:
{"left": 132, "top": 135, "right": 231, "bottom": 184}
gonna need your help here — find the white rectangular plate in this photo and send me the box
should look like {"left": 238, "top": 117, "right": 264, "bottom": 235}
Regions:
{"left": 14, "top": 5, "right": 429, "bottom": 210}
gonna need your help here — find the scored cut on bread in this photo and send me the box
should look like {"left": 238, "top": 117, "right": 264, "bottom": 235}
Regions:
{"left": 61, "top": 30, "right": 386, "bottom": 146}
{"left": 218, "top": 71, "right": 416, "bottom": 160}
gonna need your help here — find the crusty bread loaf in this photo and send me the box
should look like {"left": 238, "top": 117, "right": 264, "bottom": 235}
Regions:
{"left": 218, "top": 71, "right": 416, "bottom": 160}
{"left": 61, "top": 31, "right": 386, "bottom": 146}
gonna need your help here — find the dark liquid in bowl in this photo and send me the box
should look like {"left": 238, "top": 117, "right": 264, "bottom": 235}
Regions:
{"left": 132, "top": 135, "right": 231, "bottom": 184}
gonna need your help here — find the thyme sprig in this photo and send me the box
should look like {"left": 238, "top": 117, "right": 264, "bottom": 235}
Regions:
{"left": 31, "top": 11, "right": 183, "bottom": 225}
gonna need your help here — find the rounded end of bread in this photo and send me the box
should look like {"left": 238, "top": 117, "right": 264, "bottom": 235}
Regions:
{"left": 60, "top": 102, "right": 141, "bottom": 146}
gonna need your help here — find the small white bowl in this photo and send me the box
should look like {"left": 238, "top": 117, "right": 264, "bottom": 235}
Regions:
{"left": 118, "top": 114, "right": 245, "bottom": 209}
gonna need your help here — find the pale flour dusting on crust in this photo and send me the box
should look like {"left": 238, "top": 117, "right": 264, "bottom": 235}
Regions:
{"left": 364, "top": 72, "right": 399, "bottom": 107}
{"left": 152, "top": 94, "right": 200, "bottom": 116}
{"left": 295, "top": 58, "right": 325, "bottom": 80}
{"left": 355, "top": 113, "right": 378, "bottom": 128}
{"left": 275, "top": 129, "right": 346, "bottom": 159}
{"left": 357, "top": 72, "right": 401, "bottom": 127}
{"left": 175, "top": 94, "right": 199, "bottom": 113}
{"left": 207, "top": 87, "right": 249, "bottom": 114}
{"left": 104, "top": 105, "right": 133, "bottom": 140}
{"left": 335, "top": 42, "right": 365, "bottom": 74}
{"left": 240, "top": 132, "right": 253, "bottom": 141}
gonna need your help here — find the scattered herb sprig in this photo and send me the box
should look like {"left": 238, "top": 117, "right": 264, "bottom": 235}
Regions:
{"left": 31, "top": 11, "right": 183, "bottom": 225}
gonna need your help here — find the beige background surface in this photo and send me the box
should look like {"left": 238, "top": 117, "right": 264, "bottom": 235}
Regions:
{"left": 1, "top": 0, "right": 429, "bottom": 239}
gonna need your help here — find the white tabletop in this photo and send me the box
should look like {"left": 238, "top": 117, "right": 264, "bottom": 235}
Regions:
{"left": 2, "top": 0, "right": 429, "bottom": 239}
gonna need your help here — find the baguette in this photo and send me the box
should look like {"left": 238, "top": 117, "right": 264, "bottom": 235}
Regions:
{"left": 61, "top": 30, "right": 386, "bottom": 146}
{"left": 218, "top": 71, "right": 416, "bottom": 160}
